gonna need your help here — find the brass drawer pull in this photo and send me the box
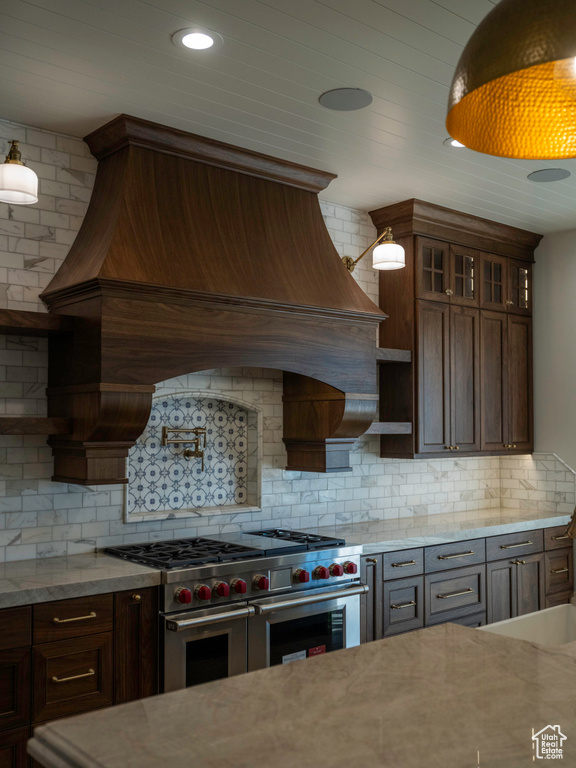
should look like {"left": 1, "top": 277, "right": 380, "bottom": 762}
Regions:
{"left": 391, "top": 560, "right": 417, "bottom": 568}
{"left": 51, "top": 668, "right": 95, "bottom": 684}
{"left": 366, "top": 558, "right": 378, "bottom": 564}
{"left": 437, "top": 588, "right": 474, "bottom": 600}
{"left": 513, "top": 560, "right": 526, "bottom": 565}
{"left": 438, "top": 551, "right": 475, "bottom": 560}
{"left": 391, "top": 601, "right": 416, "bottom": 610}
{"left": 551, "top": 535, "right": 571, "bottom": 541}
{"left": 500, "top": 541, "right": 532, "bottom": 550}
{"left": 550, "top": 567, "right": 570, "bottom": 574}
{"left": 53, "top": 611, "right": 97, "bottom": 625}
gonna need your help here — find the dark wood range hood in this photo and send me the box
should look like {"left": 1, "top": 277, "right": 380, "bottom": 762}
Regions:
{"left": 41, "top": 115, "right": 385, "bottom": 485}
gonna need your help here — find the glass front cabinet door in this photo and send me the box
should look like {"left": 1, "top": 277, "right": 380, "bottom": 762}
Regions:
{"left": 416, "top": 238, "right": 480, "bottom": 307}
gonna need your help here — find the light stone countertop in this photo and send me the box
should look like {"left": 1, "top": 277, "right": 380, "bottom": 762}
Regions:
{"left": 0, "top": 553, "right": 161, "bottom": 608}
{"left": 307, "top": 506, "right": 572, "bottom": 553}
{"left": 28, "top": 623, "right": 576, "bottom": 768}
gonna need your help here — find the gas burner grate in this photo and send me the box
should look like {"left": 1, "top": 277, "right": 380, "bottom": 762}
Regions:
{"left": 245, "top": 529, "right": 345, "bottom": 550}
{"left": 104, "top": 537, "right": 262, "bottom": 570}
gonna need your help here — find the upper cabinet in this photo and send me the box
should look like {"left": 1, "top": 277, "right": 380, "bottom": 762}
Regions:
{"left": 371, "top": 199, "right": 541, "bottom": 460}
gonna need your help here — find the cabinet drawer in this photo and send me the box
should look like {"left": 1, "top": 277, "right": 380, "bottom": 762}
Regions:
{"left": 0, "top": 649, "right": 30, "bottom": 733}
{"left": 425, "top": 565, "right": 486, "bottom": 625}
{"left": 32, "top": 632, "right": 113, "bottom": 723}
{"left": 425, "top": 539, "right": 485, "bottom": 573}
{"left": 383, "top": 549, "right": 423, "bottom": 579}
{"left": 33, "top": 594, "right": 113, "bottom": 644}
{"left": 0, "top": 609, "right": 31, "bottom": 653}
{"left": 486, "top": 530, "right": 543, "bottom": 561}
{"left": 0, "top": 726, "right": 29, "bottom": 768}
{"left": 545, "top": 548, "right": 573, "bottom": 595}
{"left": 448, "top": 611, "right": 486, "bottom": 628}
{"left": 546, "top": 591, "right": 572, "bottom": 609}
{"left": 383, "top": 576, "right": 424, "bottom": 636}
{"left": 544, "top": 526, "right": 572, "bottom": 550}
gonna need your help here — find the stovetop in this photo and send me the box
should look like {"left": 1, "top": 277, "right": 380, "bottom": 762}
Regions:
{"left": 104, "top": 530, "right": 347, "bottom": 570}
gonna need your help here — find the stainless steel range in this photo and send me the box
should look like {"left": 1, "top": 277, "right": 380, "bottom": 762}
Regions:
{"left": 105, "top": 529, "right": 367, "bottom": 691}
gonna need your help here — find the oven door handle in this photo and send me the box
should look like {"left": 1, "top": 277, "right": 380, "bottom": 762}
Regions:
{"left": 166, "top": 606, "right": 255, "bottom": 631}
{"left": 251, "top": 584, "right": 369, "bottom": 615}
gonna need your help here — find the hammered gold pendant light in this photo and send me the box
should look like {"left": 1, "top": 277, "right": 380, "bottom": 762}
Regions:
{"left": 447, "top": 0, "right": 576, "bottom": 159}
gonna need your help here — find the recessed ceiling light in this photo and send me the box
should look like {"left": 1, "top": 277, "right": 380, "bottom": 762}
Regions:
{"left": 318, "top": 88, "right": 373, "bottom": 111}
{"left": 172, "top": 27, "right": 223, "bottom": 52}
{"left": 527, "top": 168, "right": 571, "bottom": 182}
{"left": 443, "top": 137, "right": 466, "bottom": 148}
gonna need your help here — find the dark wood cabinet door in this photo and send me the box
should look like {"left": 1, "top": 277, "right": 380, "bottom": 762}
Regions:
{"left": 480, "top": 254, "right": 508, "bottom": 311}
{"left": 507, "top": 260, "right": 532, "bottom": 315}
{"left": 480, "top": 311, "right": 508, "bottom": 451}
{"left": 517, "top": 553, "right": 545, "bottom": 616}
{"left": 416, "top": 300, "right": 450, "bottom": 453}
{"left": 449, "top": 244, "right": 479, "bottom": 307}
{"left": 450, "top": 306, "right": 480, "bottom": 451}
{"left": 0, "top": 727, "right": 28, "bottom": 768}
{"left": 424, "top": 565, "right": 486, "bottom": 625}
{"left": 416, "top": 238, "right": 450, "bottom": 302}
{"left": 0, "top": 609, "right": 30, "bottom": 654}
{"left": 487, "top": 560, "right": 517, "bottom": 624}
{"left": 113, "top": 588, "right": 157, "bottom": 704}
{"left": 507, "top": 315, "right": 533, "bottom": 452}
{"left": 360, "top": 556, "right": 382, "bottom": 644}
{"left": 545, "top": 548, "right": 573, "bottom": 596}
{"left": 0, "top": 650, "right": 30, "bottom": 733}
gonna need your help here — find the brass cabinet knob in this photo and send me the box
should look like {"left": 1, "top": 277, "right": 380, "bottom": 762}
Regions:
{"left": 132, "top": 594, "right": 142, "bottom": 602}
{"left": 366, "top": 558, "right": 378, "bottom": 564}
{"left": 506, "top": 300, "right": 514, "bottom": 305}
{"left": 445, "top": 289, "right": 454, "bottom": 295}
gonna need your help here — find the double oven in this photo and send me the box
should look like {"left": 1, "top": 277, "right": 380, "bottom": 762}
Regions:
{"left": 160, "top": 548, "right": 367, "bottom": 691}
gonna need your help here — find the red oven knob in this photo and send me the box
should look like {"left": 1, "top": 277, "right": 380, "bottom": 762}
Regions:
{"left": 330, "top": 563, "right": 344, "bottom": 577}
{"left": 313, "top": 566, "right": 330, "bottom": 580}
{"left": 343, "top": 561, "right": 358, "bottom": 574}
{"left": 231, "top": 578, "right": 247, "bottom": 594}
{"left": 253, "top": 575, "right": 269, "bottom": 591}
{"left": 294, "top": 568, "right": 310, "bottom": 583}
{"left": 195, "top": 585, "right": 212, "bottom": 601}
{"left": 213, "top": 581, "right": 230, "bottom": 598}
{"left": 175, "top": 587, "right": 192, "bottom": 604}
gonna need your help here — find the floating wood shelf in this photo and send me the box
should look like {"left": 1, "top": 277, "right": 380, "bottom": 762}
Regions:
{"left": 0, "top": 309, "right": 74, "bottom": 337}
{"left": 376, "top": 347, "right": 412, "bottom": 363}
{"left": 364, "top": 422, "right": 413, "bottom": 435}
{"left": 0, "top": 417, "right": 72, "bottom": 435}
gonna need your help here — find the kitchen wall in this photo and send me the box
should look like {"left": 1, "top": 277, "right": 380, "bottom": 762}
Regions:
{"left": 0, "top": 118, "right": 573, "bottom": 563}
{"left": 533, "top": 230, "right": 576, "bottom": 472}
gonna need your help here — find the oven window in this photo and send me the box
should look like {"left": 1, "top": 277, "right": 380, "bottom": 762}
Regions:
{"left": 269, "top": 610, "right": 344, "bottom": 667}
{"left": 186, "top": 634, "right": 229, "bottom": 686}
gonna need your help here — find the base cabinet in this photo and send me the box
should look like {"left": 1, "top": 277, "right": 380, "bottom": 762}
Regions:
{"left": 0, "top": 727, "right": 28, "bottom": 768}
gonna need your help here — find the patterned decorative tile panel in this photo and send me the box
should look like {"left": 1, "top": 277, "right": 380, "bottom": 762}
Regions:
{"left": 127, "top": 396, "right": 250, "bottom": 516}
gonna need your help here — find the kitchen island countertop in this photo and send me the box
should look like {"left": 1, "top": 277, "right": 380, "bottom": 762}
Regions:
{"left": 28, "top": 622, "right": 576, "bottom": 768}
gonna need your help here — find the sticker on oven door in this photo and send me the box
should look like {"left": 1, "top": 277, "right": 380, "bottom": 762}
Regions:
{"left": 282, "top": 650, "right": 307, "bottom": 664}
{"left": 308, "top": 645, "right": 326, "bottom": 657}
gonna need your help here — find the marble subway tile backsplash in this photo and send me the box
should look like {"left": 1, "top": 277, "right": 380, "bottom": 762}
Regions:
{"left": 0, "top": 117, "right": 573, "bottom": 563}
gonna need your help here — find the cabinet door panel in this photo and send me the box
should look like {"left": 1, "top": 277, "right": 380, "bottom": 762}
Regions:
{"left": 450, "top": 306, "right": 480, "bottom": 451}
{"left": 0, "top": 610, "right": 30, "bottom": 654}
{"left": 425, "top": 565, "right": 486, "bottom": 625}
{"left": 0, "top": 650, "right": 30, "bottom": 733}
{"left": 113, "top": 588, "right": 157, "bottom": 704}
{"left": 480, "top": 311, "right": 508, "bottom": 451}
{"left": 450, "top": 245, "right": 479, "bottom": 307}
{"left": 487, "top": 560, "right": 517, "bottom": 623}
{"left": 507, "top": 260, "right": 532, "bottom": 315}
{"left": 507, "top": 315, "right": 533, "bottom": 451}
{"left": 481, "top": 254, "right": 508, "bottom": 311}
{"left": 517, "top": 553, "right": 545, "bottom": 616}
{"left": 416, "top": 238, "right": 450, "bottom": 301}
{"left": 361, "top": 556, "right": 382, "bottom": 644}
{"left": 417, "top": 300, "right": 450, "bottom": 453}
{"left": 0, "top": 727, "right": 28, "bottom": 768}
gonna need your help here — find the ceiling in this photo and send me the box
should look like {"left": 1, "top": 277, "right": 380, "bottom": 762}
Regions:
{"left": 1, "top": 0, "right": 575, "bottom": 234}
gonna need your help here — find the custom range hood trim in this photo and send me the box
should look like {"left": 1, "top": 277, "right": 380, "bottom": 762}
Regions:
{"left": 41, "top": 115, "right": 385, "bottom": 485}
